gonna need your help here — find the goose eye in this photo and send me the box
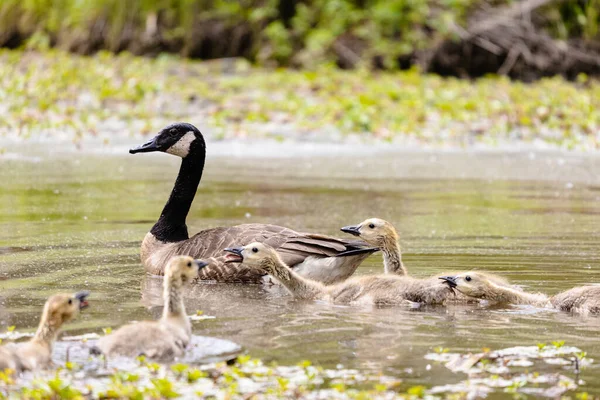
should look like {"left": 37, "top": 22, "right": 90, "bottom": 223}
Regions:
{"left": 465, "top": 276, "right": 472, "bottom": 282}
{"left": 369, "top": 223, "right": 375, "bottom": 229}
{"left": 187, "top": 262, "right": 192, "bottom": 268}
{"left": 252, "top": 247, "right": 258, "bottom": 253}
{"left": 68, "top": 299, "right": 73, "bottom": 305}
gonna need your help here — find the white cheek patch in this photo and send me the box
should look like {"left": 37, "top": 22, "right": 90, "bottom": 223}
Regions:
{"left": 166, "top": 131, "right": 195, "bottom": 157}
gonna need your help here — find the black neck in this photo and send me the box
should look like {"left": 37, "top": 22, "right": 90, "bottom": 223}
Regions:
{"left": 151, "top": 147, "right": 205, "bottom": 242}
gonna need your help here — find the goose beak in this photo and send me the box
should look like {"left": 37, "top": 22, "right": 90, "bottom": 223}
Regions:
{"left": 74, "top": 291, "right": 90, "bottom": 309}
{"left": 223, "top": 247, "right": 244, "bottom": 264}
{"left": 130, "top": 136, "right": 160, "bottom": 154}
{"left": 341, "top": 225, "right": 361, "bottom": 237}
{"left": 439, "top": 276, "right": 457, "bottom": 288}
{"left": 195, "top": 260, "right": 209, "bottom": 270}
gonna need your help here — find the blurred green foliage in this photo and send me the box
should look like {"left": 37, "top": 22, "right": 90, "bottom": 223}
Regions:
{"left": 0, "top": 49, "right": 598, "bottom": 149}
{"left": 0, "top": 0, "right": 599, "bottom": 69}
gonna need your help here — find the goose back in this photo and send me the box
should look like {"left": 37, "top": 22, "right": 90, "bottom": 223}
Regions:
{"left": 142, "top": 223, "right": 376, "bottom": 283}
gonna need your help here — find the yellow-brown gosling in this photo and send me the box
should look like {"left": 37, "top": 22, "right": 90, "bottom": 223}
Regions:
{"left": 92, "top": 256, "right": 207, "bottom": 361}
{"left": 440, "top": 272, "right": 551, "bottom": 306}
{"left": 130, "top": 122, "right": 377, "bottom": 283}
{"left": 341, "top": 218, "right": 406, "bottom": 275}
{"left": 550, "top": 286, "right": 600, "bottom": 315}
{"left": 444, "top": 273, "right": 600, "bottom": 315}
{"left": 224, "top": 243, "right": 454, "bottom": 306}
{"left": 341, "top": 218, "right": 512, "bottom": 289}
{"left": 0, "top": 292, "right": 90, "bottom": 372}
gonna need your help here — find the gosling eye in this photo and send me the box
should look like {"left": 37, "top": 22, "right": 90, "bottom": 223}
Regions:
{"left": 68, "top": 299, "right": 73, "bottom": 305}
{"left": 187, "top": 262, "right": 192, "bottom": 268}
{"left": 465, "top": 276, "right": 472, "bottom": 282}
{"left": 252, "top": 247, "right": 258, "bottom": 253}
{"left": 369, "top": 223, "right": 375, "bottom": 229}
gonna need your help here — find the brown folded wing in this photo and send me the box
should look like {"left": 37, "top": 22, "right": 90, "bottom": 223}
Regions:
{"left": 177, "top": 224, "right": 375, "bottom": 283}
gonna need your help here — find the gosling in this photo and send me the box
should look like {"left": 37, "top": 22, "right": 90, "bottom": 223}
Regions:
{"left": 341, "top": 218, "right": 406, "bottom": 275}
{"left": 444, "top": 273, "right": 600, "bottom": 315}
{"left": 341, "top": 218, "right": 512, "bottom": 288}
{"left": 0, "top": 292, "right": 90, "bottom": 372}
{"left": 550, "top": 286, "right": 600, "bottom": 315}
{"left": 93, "top": 256, "right": 208, "bottom": 361}
{"left": 224, "top": 243, "right": 454, "bottom": 306}
{"left": 441, "top": 272, "right": 551, "bottom": 306}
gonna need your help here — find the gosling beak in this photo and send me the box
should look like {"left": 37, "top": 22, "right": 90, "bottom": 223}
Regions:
{"left": 223, "top": 247, "right": 244, "bottom": 264}
{"left": 195, "top": 260, "right": 209, "bottom": 270}
{"left": 130, "top": 136, "right": 160, "bottom": 154}
{"left": 75, "top": 291, "right": 90, "bottom": 309}
{"left": 341, "top": 225, "right": 361, "bottom": 237}
{"left": 439, "top": 276, "right": 457, "bottom": 288}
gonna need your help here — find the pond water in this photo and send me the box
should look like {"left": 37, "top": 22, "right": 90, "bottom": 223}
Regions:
{"left": 1, "top": 142, "right": 600, "bottom": 393}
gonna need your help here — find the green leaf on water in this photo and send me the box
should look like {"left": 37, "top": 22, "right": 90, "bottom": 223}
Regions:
{"left": 536, "top": 343, "right": 547, "bottom": 350}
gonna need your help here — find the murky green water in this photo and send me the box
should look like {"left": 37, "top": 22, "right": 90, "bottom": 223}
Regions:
{"left": 1, "top": 144, "right": 600, "bottom": 393}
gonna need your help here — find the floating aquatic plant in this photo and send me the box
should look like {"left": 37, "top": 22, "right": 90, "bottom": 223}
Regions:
{"left": 425, "top": 342, "right": 592, "bottom": 397}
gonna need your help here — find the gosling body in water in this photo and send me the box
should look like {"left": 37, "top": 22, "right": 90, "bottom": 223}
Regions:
{"left": 444, "top": 272, "right": 600, "bottom": 315}
{"left": 441, "top": 272, "right": 550, "bottom": 306}
{"left": 550, "top": 286, "right": 600, "bottom": 315}
{"left": 93, "top": 256, "right": 208, "bottom": 361}
{"left": 0, "top": 292, "right": 89, "bottom": 372}
{"left": 224, "top": 243, "right": 454, "bottom": 305}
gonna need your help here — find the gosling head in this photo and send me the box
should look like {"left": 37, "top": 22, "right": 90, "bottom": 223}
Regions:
{"left": 42, "top": 291, "right": 90, "bottom": 327}
{"left": 130, "top": 122, "right": 206, "bottom": 158}
{"left": 439, "top": 272, "right": 494, "bottom": 299}
{"left": 223, "top": 242, "right": 279, "bottom": 272}
{"left": 340, "top": 218, "right": 398, "bottom": 248}
{"left": 165, "top": 256, "right": 209, "bottom": 284}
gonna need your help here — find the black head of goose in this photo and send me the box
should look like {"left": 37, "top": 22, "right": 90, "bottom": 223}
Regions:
{"left": 130, "top": 122, "right": 378, "bottom": 283}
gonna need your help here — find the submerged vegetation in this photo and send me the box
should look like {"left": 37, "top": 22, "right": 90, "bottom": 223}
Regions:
{"left": 0, "top": 49, "right": 599, "bottom": 150}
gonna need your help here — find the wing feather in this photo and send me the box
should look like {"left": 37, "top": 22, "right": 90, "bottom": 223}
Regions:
{"left": 169, "top": 224, "right": 376, "bottom": 283}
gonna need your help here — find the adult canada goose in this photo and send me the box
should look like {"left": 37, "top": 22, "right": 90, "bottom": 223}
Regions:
{"left": 92, "top": 256, "right": 208, "bottom": 360}
{"left": 440, "top": 272, "right": 551, "bottom": 306}
{"left": 224, "top": 243, "right": 454, "bottom": 305}
{"left": 0, "top": 292, "right": 89, "bottom": 372}
{"left": 130, "top": 122, "right": 377, "bottom": 283}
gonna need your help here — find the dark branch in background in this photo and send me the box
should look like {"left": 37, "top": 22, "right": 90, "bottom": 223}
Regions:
{"left": 427, "top": 0, "right": 600, "bottom": 80}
